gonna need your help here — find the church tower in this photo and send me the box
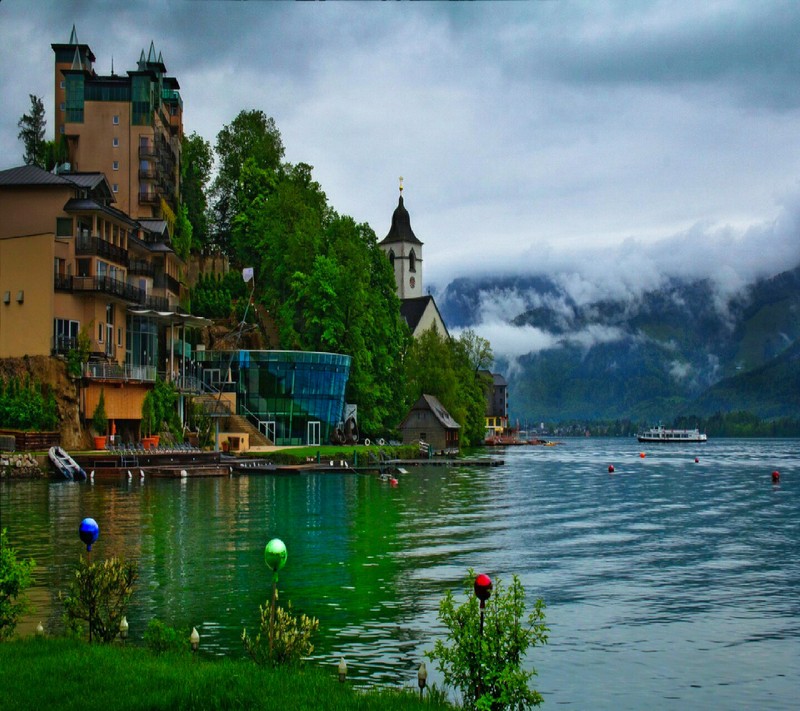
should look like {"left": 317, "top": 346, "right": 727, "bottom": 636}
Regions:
{"left": 379, "top": 178, "right": 423, "bottom": 300}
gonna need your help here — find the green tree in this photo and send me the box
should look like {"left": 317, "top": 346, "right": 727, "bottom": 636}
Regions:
{"left": 242, "top": 600, "right": 319, "bottom": 668}
{"left": 181, "top": 131, "right": 213, "bottom": 253}
{"left": 427, "top": 571, "right": 548, "bottom": 710}
{"left": 17, "top": 94, "right": 46, "bottom": 168}
{"left": 0, "top": 528, "right": 35, "bottom": 641}
{"left": 211, "top": 110, "right": 285, "bottom": 255}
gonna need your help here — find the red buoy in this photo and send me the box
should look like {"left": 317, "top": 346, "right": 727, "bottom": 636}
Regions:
{"left": 608, "top": 464, "right": 615, "bottom": 473}
{"left": 474, "top": 574, "right": 493, "bottom": 605}
{"left": 639, "top": 452, "right": 646, "bottom": 458}
{"left": 695, "top": 457, "right": 699, "bottom": 463}
{"left": 771, "top": 470, "right": 780, "bottom": 483}
{"left": 390, "top": 477, "right": 398, "bottom": 487}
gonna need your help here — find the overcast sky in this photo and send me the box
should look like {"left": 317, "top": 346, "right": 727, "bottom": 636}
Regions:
{"left": 2, "top": 0, "right": 799, "bottom": 302}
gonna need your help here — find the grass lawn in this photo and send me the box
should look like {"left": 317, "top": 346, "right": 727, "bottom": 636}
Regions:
{"left": 0, "top": 637, "right": 454, "bottom": 710}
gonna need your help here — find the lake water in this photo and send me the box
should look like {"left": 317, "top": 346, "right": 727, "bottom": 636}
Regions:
{"left": 2, "top": 438, "right": 798, "bottom": 709}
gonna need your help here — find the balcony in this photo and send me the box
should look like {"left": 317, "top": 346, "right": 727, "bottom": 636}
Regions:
{"left": 139, "top": 167, "right": 158, "bottom": 180}
{"left": 138, "top": 189, "right": 160, "bottom": 205}
{"left": 139, "top": 141, "right": 156, "bottom": 159}
{"left": 71, "top": 275, "right": 145, "bottom": 304}
{"left": 129, "top": 259, "right": 155, "bottom": 277}
{"left": 54, "top": 273, "right": 72, "bottom": 291}
{"left": 52, "top": 336, "right": 78, "bottom": 356}
{"left": 154, "top": 273, "right": 181, "bottom": 296}
{"left": 75, "top": 235, "right": 129, "bottom": 267}
{"left": 83, "top": 362, "right": 157, "bottom": 383}
{"left": 144, "top": 294, "right": 169, "bottom": 311}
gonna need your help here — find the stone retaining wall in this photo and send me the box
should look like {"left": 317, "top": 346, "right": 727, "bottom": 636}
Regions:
{"left": 0, "top": 453, "right": 47, "bottom": 479}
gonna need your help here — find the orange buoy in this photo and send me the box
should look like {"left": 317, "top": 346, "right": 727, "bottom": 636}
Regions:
{"left": 608, "top": 465, "right": 615, "bottom": 473}
{"left": 390, "top": 477, "right": 398, "bottom": 487}
{"left": 640, "top": 452, "right": 646, "bottom": 458}
{"left": 771, "top": 470, "right": 780, "bottom": 483}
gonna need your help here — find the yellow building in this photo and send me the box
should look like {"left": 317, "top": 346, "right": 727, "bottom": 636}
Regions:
{"left": 0, "top": 164, "right": 197, "bottom": 441}
{"left": 52, "top": 26, "right": 182, "bottom": 221}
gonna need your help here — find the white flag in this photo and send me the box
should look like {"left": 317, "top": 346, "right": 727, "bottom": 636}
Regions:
{"left": 242, "top": 267, "right": 254, "bottom": 283}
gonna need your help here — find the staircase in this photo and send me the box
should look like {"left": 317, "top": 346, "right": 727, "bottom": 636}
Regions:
{"left": 226, "top": 413, "right": 273, "bottom": 447}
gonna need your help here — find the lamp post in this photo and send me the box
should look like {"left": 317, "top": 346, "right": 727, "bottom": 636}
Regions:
{"left": 474, "top": 573, "right": 493, "bottom": 701}
{"left": 119, "top": 616, "right": 128, "bottom": 643}
{"left": 78, "top": 517, "right": 100, "bottom": 643}
{"left": 338, "top": 657, "right": 347, "bottom": 683}
{"left": 417, "top": 661, "right": 428, "bottom": 700}
{"left": 264, "top": 538, "right": 287, "bottom": 659}
{"left": 190, "top": 626, "right": 200, "bottom": 653}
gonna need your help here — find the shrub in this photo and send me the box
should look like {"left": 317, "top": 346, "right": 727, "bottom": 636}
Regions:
{"left": 91, "top": 389, "right": 108, "bottom": 437}
{"left": 0, "top": 528, "right": 35, "bottom": 640}
{"left": 242, "top": 598, "right": 319, "bottom": 667}
{"left": 144, "top": 619, "right": 190, "bottom": 654}
{"left": 427, "top": 570, "right": 548, "bottom": 710}
{"left": 61, "top": 556, "right": 137, "bottom": 643}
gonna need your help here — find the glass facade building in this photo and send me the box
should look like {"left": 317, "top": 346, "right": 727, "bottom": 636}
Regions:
{"left": 195, "top": 350, "right": 351, "bottom": 446}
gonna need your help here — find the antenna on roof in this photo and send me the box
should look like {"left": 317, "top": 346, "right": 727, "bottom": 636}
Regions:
{"left": 111, "top": 55, "right": 115, "bottom": 76}
{"left": 69, "top": 24, "right": 78, "bottom": 45}
{"left": 399, "top": 176, "right": 404, "bottom": 194}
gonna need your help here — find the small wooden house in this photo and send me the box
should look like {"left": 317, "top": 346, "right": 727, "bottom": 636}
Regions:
{"left": 398, "top": 394, "right": 460, "bottom": 454}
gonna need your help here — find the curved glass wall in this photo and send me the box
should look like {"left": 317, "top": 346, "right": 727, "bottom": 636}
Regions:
{"left": 195, "top": 350, "right": 351, "bottom": 446}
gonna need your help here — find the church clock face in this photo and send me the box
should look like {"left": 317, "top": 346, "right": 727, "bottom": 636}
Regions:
{"left": 410, "top": 276, "right": 416, "bottom": 288}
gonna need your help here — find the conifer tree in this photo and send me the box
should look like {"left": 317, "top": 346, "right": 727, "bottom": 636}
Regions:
{"left": 17, "top": 95, "right": 46, "bottom": 168}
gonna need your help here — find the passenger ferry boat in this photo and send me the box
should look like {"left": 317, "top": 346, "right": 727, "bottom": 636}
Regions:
{"left": 637, "top": 425, "right": 707, "bottom": 443}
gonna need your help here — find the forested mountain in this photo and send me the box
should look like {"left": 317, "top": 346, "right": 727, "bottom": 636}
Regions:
{"left": 437, "top": 264, "right": 800, "bottom": 423}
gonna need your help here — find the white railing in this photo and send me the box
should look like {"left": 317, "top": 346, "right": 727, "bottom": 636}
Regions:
{"left": 83, "top": 362, "right": 157, "bottom": 382}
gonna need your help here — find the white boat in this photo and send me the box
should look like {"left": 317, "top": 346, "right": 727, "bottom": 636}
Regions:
{"left": 48, "top": 446, "right": 87, "bottom": 480}
{"left": 638, "top": 425, "right": 707, "bottom": 443}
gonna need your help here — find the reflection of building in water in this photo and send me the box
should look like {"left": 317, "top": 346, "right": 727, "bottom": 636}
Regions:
{"left": 195, "top": 350, "right": 351, "bottom": 447}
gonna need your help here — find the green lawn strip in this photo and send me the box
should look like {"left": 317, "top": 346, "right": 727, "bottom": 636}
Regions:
{"left": 0, "top": 638, "right": 453, "bottom": 710}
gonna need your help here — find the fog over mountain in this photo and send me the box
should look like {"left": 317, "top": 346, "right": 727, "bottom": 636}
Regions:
{"left": 439, "top": 190, "right": 800, "bottom": 368}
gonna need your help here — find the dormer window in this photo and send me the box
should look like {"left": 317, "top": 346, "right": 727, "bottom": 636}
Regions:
{"left": 409, "top": 249, "right": 417, "bottom": 273}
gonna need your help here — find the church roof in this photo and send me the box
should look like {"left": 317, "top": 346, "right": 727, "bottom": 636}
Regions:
{"left": 399, "top": 295, "right": 448, "bottom": 337}
{"left": 380, "top": 195, "right": 422, "bottom": 246}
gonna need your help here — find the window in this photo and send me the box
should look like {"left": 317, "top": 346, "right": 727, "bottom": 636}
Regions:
{"left": 98, "top": 323, "right": 104, "bottom": 343}
{"left": 113, "top": 161, "right": 119, "bottom": 170}
{"left": 118, "top": 327, "right": 123, "bottom": 347}
{"left": 60, "top": 126, "right": 65, "bottom": 134}
{"left": 112, "top": 137, "right": 119, "bottom": 147}
{"left": 60, "top": 80, "right": 65, "bottom": 89}
{"left": 56, "top": 217, "right": 73, "bottom": 236}
{"left": 60, "top": 102, "right": 65, "bottom": 111}
{"left": 113, "top": 115, "right": 119, "bottom": 125}
{"left": 112, "top": 183, "right": 118, "bottom": 193}
{"left": 409, "top": 249, "right": 417, "bottom": 273}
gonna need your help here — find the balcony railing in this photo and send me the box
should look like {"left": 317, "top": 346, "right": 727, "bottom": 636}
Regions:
{"left": 75, "top": 235, "right": 129, "bottom": 267}
{"left": 154, "top": 273, "right": 181, "bottom": 295}
{"left": 54, "top": 273, "right": 72, "bottom": 291}
{"left": 129, "top": 259, "right": 155, "bottom": 277}
{"left": 139, "top": 142, "right": 156, "bottom": 158}
{"left": 52, "top": 336, "right": 78, "bottom": 356}
{"left": 83, "top": 362, "right": 157, "bottom": 383}
{"left": 144, "top": 294, "right": 169, "bottom": 311}
{"left": 139, "top": 190, "right": 160, "bottom": 205}
{"left": 71, "top": 275, "right": 145, "bottom": 304}
{"left": 139, "top": 167, "right": 158, "bottom": 180}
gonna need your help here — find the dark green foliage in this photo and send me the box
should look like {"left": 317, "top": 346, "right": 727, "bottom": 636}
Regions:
{"left": 185, "top": 396, "right": 213, "bottom": 447}
{"left": 242, "top": 598, "right": 320, "bottom": 667}
{"left": 0, "top": 528, "right": 35, "bottom": 641}
{"left": 189, "top": 270, "right": 250, "bottom": 319}
{"left": 91, "top": 388, "right": 108, "bottom": 436}
{"left": 181, "top": 131, "right": 213, "bottom": 253}
{"left": 427, "top": 571, "right": 548, "bottom": 710}
{"left": 0, "top": 376, "right": 58, "bottom": 431}
{"left": 66, "top": 322, "right": 92, "bottom": 379}
{"left": 144, "top": 619, "right": 190, "bottom": 654}
{"left": 62, "top": 556, "right": 138, "bottom": 643}
{"left": 17, "top": 94, "right": 46, "bottom": 167}
{"left": 152, "top": 378, "right": 182, "bottom": 438}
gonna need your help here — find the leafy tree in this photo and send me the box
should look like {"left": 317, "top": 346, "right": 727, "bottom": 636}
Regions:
{"left": 427, "top": 571, "right": 548, "bottom": 710}
{"left": 211, "top": 110, "right": 285, "bottom": 255}
{"left": 62, "top": 556, "right": 138, "bottom": 643}
{"left": 0, "top": 376, "right": 59, "bottom": 432}
{"left": 181, "top": 131, "right": 213, "bottom": 253}
{"left": 140, "top": 391, "right": 156, "bottom": 438}
{"left": 17, "top": 95, "right": 46, "bottom": 168}
{"left": 144, "top": 619, "right": 190, "bottom": 654}
{"left": 0, "top": 528, "right": 35, "bottom": 641}
{"left": 171, "top": 202, "right": 193, "bottom": 262}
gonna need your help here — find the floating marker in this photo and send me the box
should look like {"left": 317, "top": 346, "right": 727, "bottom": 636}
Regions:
{"left": 695, "top": 457, "right": 699, "bottom": 463}
{"left": 608, "top": 464, "right": 615, "bottom": 473}
{"left": 771, "top": 470, "right": 780, "bottom": 483}
{"left": 640, "top": 452, "right": 646, "bottom": 458}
